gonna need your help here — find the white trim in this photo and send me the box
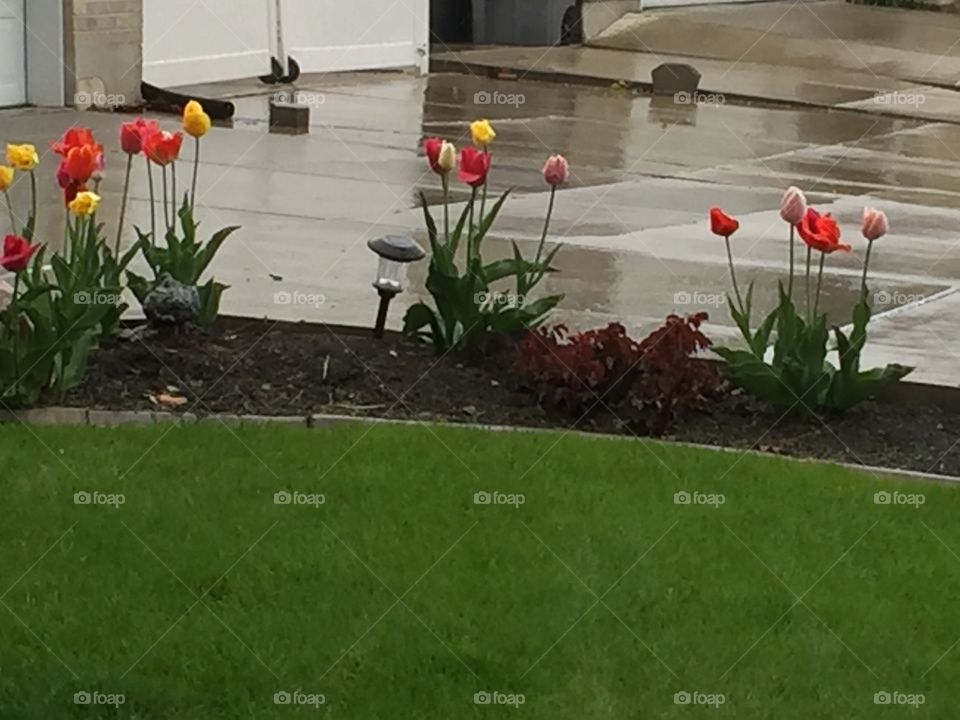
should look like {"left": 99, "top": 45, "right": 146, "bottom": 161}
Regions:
{"left": 143, "top": 49, "right": 272, "bottom": 88}
{"left": 288, "top": 43, "right": 419, "bottom": 74}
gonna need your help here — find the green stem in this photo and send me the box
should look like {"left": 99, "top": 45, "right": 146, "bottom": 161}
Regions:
{"left": 161, "top": 165, "right": 170, "bottom": 232}
{"left": 805, "top": 246, "right": 812, "bottom": 322}
{"left": 116, "top": 154, "right": 133, "bottom": 256}
{"left": 724, "top": 235, "right": 744, "bottom": 314}
{"left": 478, "top": 148, "right": 489, "bottom": 225}
{"left": 860, "top": 240, "right": 874, "bottom": 303}
{"left": 442, "top": 173, "right": 450, "bottom": 246}
{"left": 813, "top": 253, "right": 826, "bottom": 319}
{"left": 171, "top": 161, "right": 178, "bottom": 225}
{"left": 28, "top": 171, "right": 36, "bottom": 231}
{"left": 190, "top": 137, "right": 200, "bottom": 213}
{"left": 146, "top": 156, "right": 157, "bottom": 245}
{"left": 11, "top": 272, "right": 19, "bottom": 387}
{"left": 4, "top": 191, "right": 15, "bottom": 234}
{"left": 787, "top": 225, "right": 795, "bottom": 300}
{"left": 467, "top": 187, "right": 477, "bottom": 264}
{"left": 532, "top": 185, "right": 557, "bottom": 288}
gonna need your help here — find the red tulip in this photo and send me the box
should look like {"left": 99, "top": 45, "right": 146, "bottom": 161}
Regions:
{"left": 861, "top": 207, "right": 888, "bottom": 242}
{"left": 458, "top": 147, "right": 491, "bottom": 188}
{"left": 143, "top": 131, "right": 183, "bottom": 166}
{"left": 797, "top": 208, "right": 850, "bottom": 254}
{"left": 64, "top": 144, "right": 99, "bottom": 185}
{"left": 0, "top": 234, "right": 39, "bottom": 272}
{"left": 709, "top": 207, "right": 739, "bottom": 237}
{"left": 424, "top": 137, "right": 444, "bottom": 174}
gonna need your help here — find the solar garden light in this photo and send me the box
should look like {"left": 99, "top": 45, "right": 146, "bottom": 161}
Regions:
{"left": 367, "top": 235, "right": 425, "bottom": 339}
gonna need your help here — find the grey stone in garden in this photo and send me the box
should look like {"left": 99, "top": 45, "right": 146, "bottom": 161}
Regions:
{"left": 143, "top": 274, "right": 201, "bottom": 328}
{"left": 651, "top": 63, "right": 701, "bottom": 97}
{"left": 367, "top": 235, "right": 426, "bottom": 262}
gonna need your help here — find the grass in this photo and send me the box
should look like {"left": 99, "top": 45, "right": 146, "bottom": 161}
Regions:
{"left": 1, "top": 421, "right": 959, "bottom": 718}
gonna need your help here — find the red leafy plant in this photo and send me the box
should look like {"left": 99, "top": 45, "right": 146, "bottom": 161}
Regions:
{"left": 515, "top": 313, "right": 719, "bottom": 435}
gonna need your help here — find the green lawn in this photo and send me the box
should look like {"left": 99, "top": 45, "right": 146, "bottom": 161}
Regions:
{"left": 1, "top": 422, "right": 958, "bottom": 718}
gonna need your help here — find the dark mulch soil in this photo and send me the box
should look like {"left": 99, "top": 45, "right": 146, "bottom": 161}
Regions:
{"left": 64, "top": 320, "right": 960, "bottom": 477}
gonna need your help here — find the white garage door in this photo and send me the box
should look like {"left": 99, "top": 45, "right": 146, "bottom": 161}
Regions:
{"left": 142, "top": 0, "right": 272, "bottom": 87}
{"left": 281, "top": 0, "right": 428, "bottom": 74}
{"left": 0, "top": 0, "right": 25, "bottom": 106}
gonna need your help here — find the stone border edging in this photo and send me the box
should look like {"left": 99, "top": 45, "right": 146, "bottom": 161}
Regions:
{"left": 3, "top": 406, "right": 957, "bottom": 486}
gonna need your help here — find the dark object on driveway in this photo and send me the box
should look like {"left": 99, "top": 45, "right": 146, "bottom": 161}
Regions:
{"left": 651, "top": 63, "right": 702, "bottom": 99}
{"left": 144, "top": 274, "right": 201, "bottom": 328}
{"left": 269, "top": 100, "right": 310, "bottom": 134}
{"left": 473, "top": 0, "right": 571, "bottom": 44}
{"left": 141, "top": 82, "right": 235, "bottom": 120}
{"left": 561, "top": 1, "right": 584, "bottom": 45}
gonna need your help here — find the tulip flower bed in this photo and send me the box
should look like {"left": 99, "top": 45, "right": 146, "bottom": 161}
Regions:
{"left": 3, "top": 422, "right": 960, "bottom": 718}
{"left": 57, "top": 317, "right": 960, "bottom": 476}
{"left": 4, "top": 114, "right": 958, "bottom": 477}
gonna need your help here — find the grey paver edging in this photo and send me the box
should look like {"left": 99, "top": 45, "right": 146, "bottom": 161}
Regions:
{"left": 3, "top": 406, "right": 957, "bottom": 486}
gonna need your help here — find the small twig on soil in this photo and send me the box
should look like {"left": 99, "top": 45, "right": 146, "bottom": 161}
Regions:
{"left": 321, "top": 354, "right": 330, "bottom": 382}
{"left": 331, "top": 403, "right": 388, "bottom": 411}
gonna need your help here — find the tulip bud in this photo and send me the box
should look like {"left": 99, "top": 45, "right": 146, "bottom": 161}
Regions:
{"left": 780, "top": 186, "right": 807, "bottom": 225}
{"left": 542, "top": 154, "right": 569, "bottom": 187}
{"left": 438, "top": 141, "right": 457, "bottom": 172}
{"left": 861, "top": 206, "right": 888, "bottom": 241}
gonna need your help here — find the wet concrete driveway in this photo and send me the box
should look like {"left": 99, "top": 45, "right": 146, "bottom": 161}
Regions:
{"left": 2, "top": 65, "right": 960, "bottom": 385}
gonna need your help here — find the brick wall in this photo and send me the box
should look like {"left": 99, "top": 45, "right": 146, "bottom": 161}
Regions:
{"left": 67, "top": 0, "right": 143, "bottom": 108}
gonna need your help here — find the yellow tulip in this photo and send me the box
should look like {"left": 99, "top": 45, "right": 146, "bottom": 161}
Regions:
{"left": 184, "top": 99, "right": 204, "bottom": 117}
{"left": 470, "top": 119, "right": 496, "bottom": 147}
{"left": 183, "top": 110, "right": 212, "bottom": 139}
{"left": 68, "top": 191, "right": 101, "bottom": 217}
{"left": 6, "top": 144, "right": 38, "bottom": 171}
{"left": 0, "top": 165, "right": 13, "bottom": 192}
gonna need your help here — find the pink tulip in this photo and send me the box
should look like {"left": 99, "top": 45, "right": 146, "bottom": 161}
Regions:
{"left": 780, "top": 186, "right": 807, "bottom": 225}
{"left": 861, "top": 206, "right": 888, "bottom": 241}
{"left": 542, "top": 154, "right": 569, "bottom": 187}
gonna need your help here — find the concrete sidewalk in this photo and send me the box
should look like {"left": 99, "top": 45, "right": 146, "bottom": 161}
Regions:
{"left": 433, "top": 1, "right": 960, "bottom": 122}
